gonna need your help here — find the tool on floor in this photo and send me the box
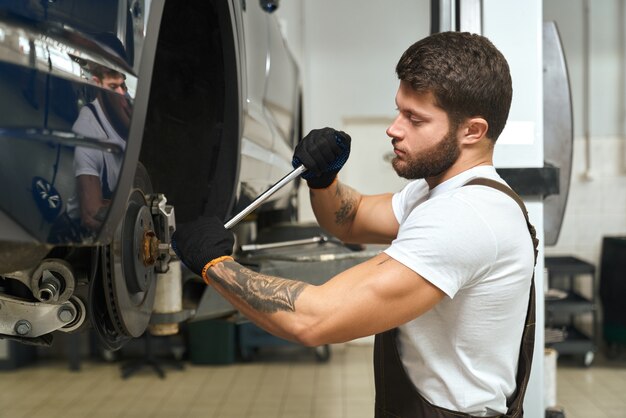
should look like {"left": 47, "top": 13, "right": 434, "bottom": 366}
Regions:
{"left": 240, "top": 235, "right": 327, "bottom": 252}
{"left": 224, "top": 164, "right": 306, "bottom": 229}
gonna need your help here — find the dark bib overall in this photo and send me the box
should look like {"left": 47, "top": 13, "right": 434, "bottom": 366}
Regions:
{"left": 374, "top": 178, "right": 539, "bottom": 418}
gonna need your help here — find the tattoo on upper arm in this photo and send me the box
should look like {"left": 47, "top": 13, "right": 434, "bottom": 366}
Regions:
{"left": 208, "top": 261, "right": 309, "bottom": 313}
{"left": 334, "top": 183, "right": 357, "bottom": 225}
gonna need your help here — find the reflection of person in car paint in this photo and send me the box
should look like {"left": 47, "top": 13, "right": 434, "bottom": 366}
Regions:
{"left": 69, "top": 65, "right": 131, "bottom": 231}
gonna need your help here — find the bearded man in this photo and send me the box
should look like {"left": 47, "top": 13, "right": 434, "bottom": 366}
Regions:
{"left": 172, "top": 31, "right": 538, "bottom": 418}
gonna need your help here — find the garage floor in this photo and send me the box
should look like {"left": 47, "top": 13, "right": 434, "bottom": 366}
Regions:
{"left": 0, "top": 343, "right": 625, "bottom": 418}
{"left": 0, "top": 343, "right": 374, "bottom": 418}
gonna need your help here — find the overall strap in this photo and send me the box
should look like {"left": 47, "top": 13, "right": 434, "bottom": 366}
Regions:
{"left": 464, "top": 177, "right": 538, "bottom": 417}
{"left": 85, "top": 102, "right": 109, "bottom": 139}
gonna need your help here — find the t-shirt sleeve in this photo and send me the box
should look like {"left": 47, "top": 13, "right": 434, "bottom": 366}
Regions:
{"left": 74, "top": 147, "right": 102, "bottom": 178}
{"left": 384, "top": 194, "right": 497, "bottom": 298}
{"left": 391, "top": 180, "right": 430, "bottom": 224}
{"left": 72, "top": 106, "right": 106, "bottom": 178}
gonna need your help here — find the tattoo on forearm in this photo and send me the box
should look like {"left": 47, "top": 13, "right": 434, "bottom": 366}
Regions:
{"left": 208, "top": 261, "right": 309, "bottom": 313}
{"left": 334, "top": 183, "right": 357, "bottom": 226}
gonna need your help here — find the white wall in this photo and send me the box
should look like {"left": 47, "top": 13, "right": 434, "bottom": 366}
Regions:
{"left": 547, "top": 137, "right": 626, "bottom": 261}
{"left": 300, "top": 0, "right": 430, "bottom": 129}
{"left": 544, "top": 0, "right": 625, "bottom": 138}
{"left": 544, "top": 0, "right": 626, "bottom": 267}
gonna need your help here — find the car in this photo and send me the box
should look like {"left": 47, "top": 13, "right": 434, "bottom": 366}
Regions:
{"left": 0, "top": 0, "right": 301, "bottom": 350}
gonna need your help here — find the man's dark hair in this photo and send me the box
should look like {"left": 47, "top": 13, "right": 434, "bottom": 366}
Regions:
{"left": 89, "top": 63, "right": 125, "bottom": 82}
{"left": 396, "top": 32, "right": 512, "bottom": 141}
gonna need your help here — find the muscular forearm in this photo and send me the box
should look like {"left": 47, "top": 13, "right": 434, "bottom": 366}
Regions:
{"left": 207, "top": 253, "right": 444, "bottom": 347}
{"left": 207, "top": 260, "right": 316, "bottom": 344}
{"left": 309, "top": 179, "right": 362, "bottom": 242}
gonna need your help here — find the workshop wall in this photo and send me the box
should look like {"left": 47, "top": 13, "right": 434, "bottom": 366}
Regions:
{"left": 544, "top": 0, "right": 626, "bottom": 267}
{"left": 546, "top": 136, "right": 626, "bottom": 260}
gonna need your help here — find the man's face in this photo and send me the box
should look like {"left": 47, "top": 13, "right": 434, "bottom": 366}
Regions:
{"left": 96, "top": 74, "right": 126, "bottom": 95}
{"left": 386, "top": 81, "right": 460, "bottom": 180}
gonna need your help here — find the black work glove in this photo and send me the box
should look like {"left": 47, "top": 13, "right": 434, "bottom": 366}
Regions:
{"left": 292, "top": 127, "right": 351, "bottom": 189}
{"left": 171, "top": 216, "right": 234, "bottom": 277}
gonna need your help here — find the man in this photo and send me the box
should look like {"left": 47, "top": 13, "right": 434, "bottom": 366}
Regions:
{"left": 173, "top": 32, "right": 537, "bottom": 417}
{"left": 69, "top": 64, "right": 131, "bottom": 231}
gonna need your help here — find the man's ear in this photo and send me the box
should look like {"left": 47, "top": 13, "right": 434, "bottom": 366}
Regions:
{"left": 91, "top": 76, "right": 102, "bottom": 86}
{"left": 461, "top": 117, "right": 489, "bottom": 145}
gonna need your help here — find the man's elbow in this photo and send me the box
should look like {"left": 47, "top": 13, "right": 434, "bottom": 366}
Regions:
{"left": 289, "top": 320, "right": 328, "bottom": 347}
{"left": 293, "top": 329, "right": 325, "bottom": 348}
{"left": 248, "top": 320, "right": 324, "bottom": 348}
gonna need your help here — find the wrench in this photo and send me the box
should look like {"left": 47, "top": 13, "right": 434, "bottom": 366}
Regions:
{"left": 224, "top": 165, "right": 306, "bottom": 229}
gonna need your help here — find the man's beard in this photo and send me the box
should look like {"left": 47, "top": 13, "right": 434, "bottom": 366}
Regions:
{"left": 392, "top": 129, "right": 460, "bottom": 180}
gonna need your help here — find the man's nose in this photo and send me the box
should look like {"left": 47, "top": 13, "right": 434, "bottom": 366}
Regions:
{"left": 386, "top": 115, "right": 402, "bottom": 139}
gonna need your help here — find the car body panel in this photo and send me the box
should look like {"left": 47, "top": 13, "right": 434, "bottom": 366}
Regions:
{"left": 0, "top": 9, "right": 137, "bottom": 245}
{"left": 0, "top": 0, "right": 299, "bottom": 246}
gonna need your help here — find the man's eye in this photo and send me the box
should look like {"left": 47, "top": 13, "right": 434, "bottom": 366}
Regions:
{"left": 410, "top": 119, "right": 422, "bottom": 126}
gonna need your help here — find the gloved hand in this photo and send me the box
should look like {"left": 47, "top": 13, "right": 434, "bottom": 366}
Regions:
{"left": 171, "top": 216, "right": 234, "bottom": 279}
{"left": 292, "top": 127, "right": 351, "bottom": 189}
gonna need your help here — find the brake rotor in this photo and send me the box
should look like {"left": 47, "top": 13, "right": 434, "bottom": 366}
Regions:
{"left": 89, "top": 247, "right": 129, "bottom": 351}
{"left": 102, "top": 188, "right": 158, "bottom": 338}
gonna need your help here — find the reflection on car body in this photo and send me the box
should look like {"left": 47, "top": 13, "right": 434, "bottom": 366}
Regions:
{"left": 0, "top": 0, "right": 301, "bottom": 349}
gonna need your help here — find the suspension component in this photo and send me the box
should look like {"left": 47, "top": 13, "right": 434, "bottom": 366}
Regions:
{"left": 150, "top": 193, "right": 176, "bottom": 273}
{"left": 0, "top": 294, "right": 87, "bottom": 338}
{"left": 31, "top": 259, "right": 75, "bottom": 303}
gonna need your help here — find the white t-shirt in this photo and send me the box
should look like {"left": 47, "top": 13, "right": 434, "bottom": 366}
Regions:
{"left": 383, "top": 165, "right": 534, "bottom": 416}
{"left": 66, "top": 100, "right": 126, "bottom": 219}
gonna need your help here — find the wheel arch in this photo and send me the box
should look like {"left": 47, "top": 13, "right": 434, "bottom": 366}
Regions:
{"left": 137, "top": 0, "right": 242, "bottom": 224}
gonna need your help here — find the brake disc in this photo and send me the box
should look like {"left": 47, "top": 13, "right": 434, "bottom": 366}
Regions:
{"left": 89, "top": 247, "right": 129, "bottom": 351}
{"left": 102, "top": 188, "right": 157, "bottom": 338}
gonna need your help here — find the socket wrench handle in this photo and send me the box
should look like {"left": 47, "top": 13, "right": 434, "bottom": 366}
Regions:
{"left": 224, "top": 164, "right": 306, "bottom": 229}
